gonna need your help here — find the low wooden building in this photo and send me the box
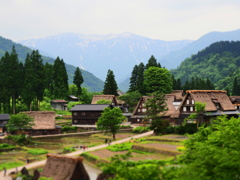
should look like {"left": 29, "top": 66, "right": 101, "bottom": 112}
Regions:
{"left": 0, "top": 114, "right": 9, "bottom": 133}
{"left": 70, "top": 104, "right": 111, "bottom": 126}
{"left": 50, "top": 100, "right": 68, "bottom": 110}
{"left": 23, "top": 111, "right": 61, "bottom": 136}
{"left": 41, "top": 154, "right": 89, "bottom": 180}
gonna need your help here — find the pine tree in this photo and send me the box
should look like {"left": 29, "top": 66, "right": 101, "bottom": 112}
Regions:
{"left": 232, "top": 77, "right": 239, "bottom": 95}
{"left": 52, "top": 57, "right": 69, "bottom": 99}
{"left": 73, "top": 67, "right": 84, "bottom": 99}
{"left": 103, "top": 69, "right": 118, "bottom": 96}
{"left": 128, "top": 65, "right": 139, "bottom": 92}
{"left": 146, "top": 55, "right": 160, "bottom": 69}
{"left": 137, "top": 63, "right": 145, "bottom": 95}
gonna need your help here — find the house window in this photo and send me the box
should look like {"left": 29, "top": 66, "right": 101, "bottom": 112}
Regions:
{"left": 186, "top": 100, "right": 189, "bottom": 104}
{"left": 192, "top": 100, "right": 194, "bottom": 104}
{"left": 74, "top": 120, "right": 78, "bottom": 123}
{"left": 73, "top": 112, "right": 78, "bottom": 116}
{"left": 190, "top": 107, "right": 193, "bottom": 112}
{"left": 183, "top": 107, "right": 187, "bottom": 112}
{"left": 215, "top": 103, "right": 220, "bottom": 110}
{"left": 81, "top": 112, "right": 86, "bottom": 116}
{"left": 142, "top": 109, "right": 146, "bottom": 112}
{"left": 137, "top": 119, "right": 140, "bottom": 122}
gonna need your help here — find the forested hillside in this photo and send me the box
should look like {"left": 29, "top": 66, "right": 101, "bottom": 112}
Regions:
{"left": 171, "top": 41, "right": 240, "bottom": 91}
{"left": 0, "top": 36, "right": 104, "bottom": 92}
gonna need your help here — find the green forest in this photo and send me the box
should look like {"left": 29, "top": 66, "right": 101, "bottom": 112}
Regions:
{"left": 171, "top": 41, "right": 240, "bottom": 94}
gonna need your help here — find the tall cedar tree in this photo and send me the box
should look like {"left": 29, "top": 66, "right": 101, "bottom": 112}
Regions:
{"left": 146, "top": 55, "right": 161, "bottom": 69}
{"left": 52, "top": 57, "right": 69, "bottom": 99}
{"left": 128, "top": 65, "right": 139, "bottom": 92}
{"left": 0, "top": 52, "right": 12, "bottom": 113}
{"left": 22, "top": 51, "right": 45, "bottom": 110}
{"left": 44, "top": 62, "right": 53, "bottom": 91}
{"left": 103, "top": 69, "right": 118, "bottom": 96}
{"left": 31, "top": 50, "right": 45, "bottom": 109}
{"left": 137, "top": 63, "right": 145, "bottom": 95}
{"left": 73, "top": 67, "right": 84, "bottom": 98}
{"left": 3, "top": 47, "right": 24, "bottom": 114}
{"left": 232, "top": 77, "right": 240, "bottom": 95}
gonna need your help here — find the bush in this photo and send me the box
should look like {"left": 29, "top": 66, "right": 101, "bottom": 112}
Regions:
{"left": 132, "top": 126, "right": 150, "bottom": 133}
{"left": 107, "top": 142, "right": 133, "bottom": 152}
{"left": 0, "top": 162, "right": 24, "bottom": 171}
{"left": 63, "top": 147, "right": 76, "bottom": 153}
{"left": 61, "top": 125, "right": 78, "bottom": 132}
{"left": 5, "top": 134, "right": 33, "bottom": 145}
{"left": 28, "top": 148, "right": 48, "bottom": 155}
{"left": 0, "top": 143, "right": 15, "bottom": 149}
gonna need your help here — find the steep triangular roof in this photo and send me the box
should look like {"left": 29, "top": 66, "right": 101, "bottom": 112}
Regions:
{"left": 91, "top": 95, "right": 118, "bottom": 105}
{"left": 41, "top": 154, "right": 89, "bottom": 180}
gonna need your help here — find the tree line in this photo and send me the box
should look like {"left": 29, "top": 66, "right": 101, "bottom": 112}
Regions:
{"left": 0, "top": 46, "right": 84, "bottom": 114}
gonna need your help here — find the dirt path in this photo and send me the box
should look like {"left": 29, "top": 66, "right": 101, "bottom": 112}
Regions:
{"left": 0, "top": 131, "right": 153, "bottom": 180}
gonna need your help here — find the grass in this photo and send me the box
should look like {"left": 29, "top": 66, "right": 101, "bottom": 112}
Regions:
{"left": 107, "top": 142, "right": 133, "bottom": 152}
{"left": 0, "top": 162, "right": 24, "bottom": 170}
{"left": 27, "top": 148, "right": 48, "bottom": 155}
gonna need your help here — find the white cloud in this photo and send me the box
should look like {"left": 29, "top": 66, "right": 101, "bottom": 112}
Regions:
{"left": 0, "top": 0, "right": 240, "bottom": 41}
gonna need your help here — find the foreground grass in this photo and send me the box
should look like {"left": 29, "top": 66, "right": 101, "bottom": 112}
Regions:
{"left": 0, "top": 162, "right": 24, "bottom": 171}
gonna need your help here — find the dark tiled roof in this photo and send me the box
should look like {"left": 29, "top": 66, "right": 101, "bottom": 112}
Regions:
{"left": 70, "top": 104, "right": 110, "bottom": 111}
{"left": 51, "top": 100, "right": 67, "bottom": 103}
{"left": 0, "top": 114, "right": 10, "bottom": 120}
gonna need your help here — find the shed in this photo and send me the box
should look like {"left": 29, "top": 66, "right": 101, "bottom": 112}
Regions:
{"left": 50, "top": 100, "right": 68, "bottom": 110}
{"left": 0, "top": 114, "right": 9, "bottom": 133}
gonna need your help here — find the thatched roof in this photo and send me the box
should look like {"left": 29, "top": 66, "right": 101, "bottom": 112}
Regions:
{"left": 170, "top": 90, "right": 184, "bottom": 101}
{"left": 185, "top": 90, "right": 235, "bottom": 111}
{"left": 164, "top": 94, "right": 178, "bottom": 117}
{"left": 22, "top": 111, "right": 55, "bottom": 130}
{"left": 91, "top": 95, "right": 118, "bottom": 105}
{"left": 132, "top": 95, "right": 177, "bottom": 118}
{"left": 229, "top": 96, "right": 240, "bottom": 105}
{"left": 41, "top": 154, "right": 90, "bottom": 180}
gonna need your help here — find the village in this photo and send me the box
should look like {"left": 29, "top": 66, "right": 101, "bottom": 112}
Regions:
{"left": 1, "top": 89, "right": 240, "bottom": 179}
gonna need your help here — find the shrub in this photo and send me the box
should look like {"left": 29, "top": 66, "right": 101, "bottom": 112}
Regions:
{"left": 61, "top": 125, "right": 78, "bottom": 132}
{"left": 0, "top": 143, "right": 15, "bottom": 149}
{"left": 132, "top": 126, "right": 150, "bottom": 133}
{"left": 5, "top": 134, "right": 33, "bottom": 145}
{"left": 28, "top": 148, "right": 48, "bottom": 155}
{"left": 107, "top": 142, "right": 133, "bottom": 152}
{"left": 0, "top": 162, "right": 24, "bottom": 171}
{"left": 63, "top": 147, "right": 76, "bottom": 153}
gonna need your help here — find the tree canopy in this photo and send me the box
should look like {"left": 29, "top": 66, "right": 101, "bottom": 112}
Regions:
{"left": 103, "top": 69, "right": 118, "bottom": 96}
{"left": 97, "top": 107, "right": 125, "bottom": 140}
{"left": 144, "top": 67, "right": 172, "bottom": 94}
{"left": 6, "top": 113, "right": 35, "bottom": 132}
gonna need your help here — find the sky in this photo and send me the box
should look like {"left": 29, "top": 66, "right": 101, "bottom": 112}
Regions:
{"left": 0, "top": 0, "right": 240, "bottom": 41}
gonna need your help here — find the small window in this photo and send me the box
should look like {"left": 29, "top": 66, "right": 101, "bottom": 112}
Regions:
{"left": 73, "top": 112, "right": 78, "bottom": 116}
{"left": 138, "top": 109, "right": 141, "bottom": 112}
{"left": 192, "top": 100, "right": 194, "bottom": 104}
{"left": 183, "top": 107, "right": 187, "bottom": 112}
{"left": 190, "top": 107, "right": 193, "bottom": 112}
{"left": 81, "top": 112, "right": 86, "bottom": 116}
{"left": 137, "top": 119, "right": 140, "bottom": 122}
{"left": 74, "top": 120, "right": 78, "bottom": 123}
{"left": 142, "top": 109, "right": 146, "bottom": 112}
{"left": 186, "top": 100, "right": 189, "bottom": 104}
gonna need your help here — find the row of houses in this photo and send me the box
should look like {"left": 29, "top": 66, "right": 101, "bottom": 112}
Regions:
{"left": 70, "top": 90, "right": 240, "bottom": 127}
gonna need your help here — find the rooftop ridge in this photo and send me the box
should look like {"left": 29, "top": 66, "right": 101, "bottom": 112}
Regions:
{"left": 186, "top": 90, "right": 227, "bottom": 93}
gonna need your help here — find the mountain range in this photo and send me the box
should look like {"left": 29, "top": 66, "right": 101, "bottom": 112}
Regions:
{"left": 17, "top": 29, "right": 240, "bottom": 92}
{"left": 18, "top": 32, "right": 193, "bottom": 82}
